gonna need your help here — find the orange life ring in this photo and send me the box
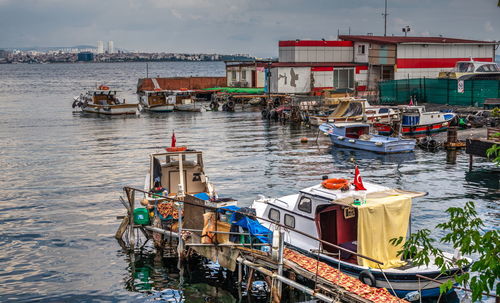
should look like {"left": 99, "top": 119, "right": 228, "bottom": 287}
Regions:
{"left": 166, "top": 146, "right": 187, "bottom": 152}
{"left": 321, "top": 178, "right": 350, "bottom": 190}
{"left": 99, "top": 85, "right": 109, "bottom": 90}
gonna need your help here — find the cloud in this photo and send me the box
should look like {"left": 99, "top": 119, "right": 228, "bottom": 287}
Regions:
{"left": 484, "top": 21, "right": 494, "bottom": 32}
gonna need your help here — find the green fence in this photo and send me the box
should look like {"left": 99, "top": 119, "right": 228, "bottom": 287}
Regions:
{"left": 379, "top": 78, "right": 500, "bottom": 107}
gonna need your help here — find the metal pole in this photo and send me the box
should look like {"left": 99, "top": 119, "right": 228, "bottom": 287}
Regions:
{"left": 383, "top": 0, "right": 388, "bottom": 36}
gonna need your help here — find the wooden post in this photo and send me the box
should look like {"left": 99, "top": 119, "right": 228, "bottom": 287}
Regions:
{"left": 276, "top": 231, "right": 284, "bottom": 302}
{"left": 469, "top": 154, "right": 474, "bottom": 171}
{"left": 126, "top": 188, "right": 136, "bottom": 250}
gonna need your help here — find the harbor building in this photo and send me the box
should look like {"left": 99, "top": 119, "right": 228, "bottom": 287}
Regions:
{"left": 264, "top": 36, "right": 497, "bottom": 94}
{"left": 225, "top": 61, "right": 268, "bottom": 88}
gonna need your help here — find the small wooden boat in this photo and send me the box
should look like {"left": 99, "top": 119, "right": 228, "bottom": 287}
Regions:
{"left": 319, "top": 122, "right": 416, "bottom": 154}
{"left": 374, "top": 106, "right": 456, "bottom": 138}
{"left": 72, "top": 85, "right": 138, "bottom": 115}
{"left": 251, "top": 175, "right": 469, "bottom": 299}
{"left": 169, "top": 90, "right": 204, "bottom": 112}
{"left": 138, "top": 89, "right": 175, "bottom": 112}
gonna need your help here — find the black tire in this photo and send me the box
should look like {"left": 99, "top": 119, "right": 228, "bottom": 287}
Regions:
{"left": 222, "top": 104, "right": 228, "bottom": 111}
{"left": 227, "top": 100, "right": 235, "bottom": 111}
{"left": 261, "top": 109, "right": 269, "bottom": 119}
{"left": 359, "top": 270, "right": 376, "bottom": 287}
{"left": 209, "top": 101, "right": 219, "bottom": 111}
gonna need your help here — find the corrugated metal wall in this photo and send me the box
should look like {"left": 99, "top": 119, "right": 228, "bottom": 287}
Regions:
{"left": 279, "top": 46, "right": 353, "bottom": 63}
{"left": 379, "top": 78, "right": 500, "bottom": 107}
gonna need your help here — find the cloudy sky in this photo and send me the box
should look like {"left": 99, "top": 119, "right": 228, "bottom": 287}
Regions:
{"left": 0, "top": 0, "right": 498, "bottom": 57}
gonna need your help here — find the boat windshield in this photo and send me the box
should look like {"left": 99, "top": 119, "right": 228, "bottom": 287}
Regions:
{"left": 476, "top": 64, "right": 500, "bottom": 72}
{"left": 456, "top": 62, "right": 474, "bottom": 73}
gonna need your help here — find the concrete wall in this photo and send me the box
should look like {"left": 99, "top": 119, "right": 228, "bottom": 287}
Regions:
{"left": 270, "top": 67, "right": 311, "bottom": 93}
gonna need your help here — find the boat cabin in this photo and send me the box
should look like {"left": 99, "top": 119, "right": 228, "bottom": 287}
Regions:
{"left": 141, "top": 90, "right": 172, "bottom": 106}
{"left": 255, "top": 181, "right": 423, "bottom": 267}
{"left": 332, "top": 123, "right": 370, "bottom": 139}
{"left": 148, "top": 150, "right": 212, "bottom": 197}
{"left": 167, "top": 91, "right": 194, "bottom": 105}
{"left": 86, "top": 89, "right": 122, "bottom": 105}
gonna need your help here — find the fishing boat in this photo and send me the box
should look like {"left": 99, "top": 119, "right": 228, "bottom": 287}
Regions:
{"left": 308, "top": 98, "right": 398, "bottom": 126}
{"left": 251, "top": 172, "right": 468, "bottom": 299}
{"left": 169, "top": 90, "right": 204, "bottom": 112}
{"left": 374, "top": 106, "right": 456, "bottom": 137}
{"left": 72, "top": 85, "right": 139, "bottom": 115}
{"left": 138, "top": 89, "right": 175, "bottom": 112}
{"left": 319, "top": 122, "right": 416, "bottom": 154}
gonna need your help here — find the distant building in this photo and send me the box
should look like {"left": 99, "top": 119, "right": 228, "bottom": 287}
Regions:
{"left": 0, "top": 49, "right": 9, "bottom": 59}
{"left": 77, "top": 52, "right": 94, "bottom": 62}
{"left": 108, "top": 41, "right": 114, "bottom": 54}
{"left": 97, "top": 41, "right": 104, "bottom": 54}
{"left": 267, "top": 36, "right": 498, "bottom": 94}
{"left": 225, "top": 61, "right": 269, "bottom": 88}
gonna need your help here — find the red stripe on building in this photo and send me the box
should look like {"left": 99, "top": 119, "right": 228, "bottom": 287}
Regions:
{"left": 312, "top": 87, "right": 334, "bottom": 91}
{"left": 396, "top": 57, "right": 493, "bottom": 69}
{"left": 311, "top": 67, "right": 334, "bottom": 71}
{"left": 279, "top": 40, "right": 353, "bottom": 47}
{"left": 355, "top": 66, "right": 368, "bottom": 74}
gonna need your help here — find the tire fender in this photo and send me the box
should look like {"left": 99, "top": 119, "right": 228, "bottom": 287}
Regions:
{"left": 359, "top": 270, "right": 376, "bottom": 287}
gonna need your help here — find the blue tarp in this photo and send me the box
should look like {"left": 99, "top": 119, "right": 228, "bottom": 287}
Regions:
{"left": 220, "top": 206, "right": 272, "bottom": 243}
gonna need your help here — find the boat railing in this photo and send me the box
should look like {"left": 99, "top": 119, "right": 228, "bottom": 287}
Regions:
{"left": 121, "top": 186, "right": 384, "bottom": 266}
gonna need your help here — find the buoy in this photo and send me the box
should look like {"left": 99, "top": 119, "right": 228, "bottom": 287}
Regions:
{"left": 300, "top": 137, "right": 308, "bottom": 143}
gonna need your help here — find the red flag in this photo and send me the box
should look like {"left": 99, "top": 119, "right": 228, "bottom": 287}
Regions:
{"left": 409, "top": 96, "right": 414, "bottom": 106}
{"left": 354, "top": 165, "right": 367, "bottom": 191}
{"left": 171, "top": 132, "right": 176, "bottom": 147}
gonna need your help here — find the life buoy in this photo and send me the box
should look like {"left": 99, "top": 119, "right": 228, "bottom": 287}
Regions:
{"left": 321, "top": 178, "right": 350, "bottom": 190}
{"left": 166, "top": 146, "right": 187, "bottom": 152}
{"left": 359, "top": 270, "right": 376, "bottom": 287}
{"left": 98, "top": 85, "right": 109, "bottom": 90}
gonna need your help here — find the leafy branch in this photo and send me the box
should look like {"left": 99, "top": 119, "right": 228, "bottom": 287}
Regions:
{"left": 391, "top": 202, "right": 499, "bottom": 301}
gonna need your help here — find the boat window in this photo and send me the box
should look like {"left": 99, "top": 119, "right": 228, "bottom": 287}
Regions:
{"left": 378, "top": 108, "right": 389, "bottom": 114}
{"left": 284, "top": 214, "right": 295, "bottom": 228}
{"left": 297, "top": 196, "right": 312, "bottom": 213}
{"left": 268, "top": 208, "right": 280, "bottom": 222}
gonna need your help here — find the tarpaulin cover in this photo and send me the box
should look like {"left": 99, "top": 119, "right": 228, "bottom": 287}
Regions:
{"left": 203, "top": 87, "right": 264, "bottom": 94}
{"left": 356, "top": 195, "right": 412, "bottom": 269}
{"left": 220, "top": 206, "right": 272, "bottom": 243}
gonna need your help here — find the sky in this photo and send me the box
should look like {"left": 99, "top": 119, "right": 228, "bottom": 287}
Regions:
{"left": 0, "top": 0, "right": 499, "bottom": 57}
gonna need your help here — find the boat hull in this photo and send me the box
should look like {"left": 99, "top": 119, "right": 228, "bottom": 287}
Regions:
{"left": 174, "top": 104, "right": 203, "bottom": 112}
{"left": 143, "top": 104, "right": 174, "bottom": 112}
{"left": 375, "top": 122, "right": 451, "bottom": 138}
{"left": 81, "top": 104, "right": 138, "bottom": 115}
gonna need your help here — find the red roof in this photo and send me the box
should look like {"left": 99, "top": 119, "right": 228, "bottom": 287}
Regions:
{"left": 279, "top": 40, "right": 353, "bottom": 47}
{"left": 338, "top": 35, "right": 497, "bottom": 45}
{"left": 270, "top": 62, "right": 365, "bottom": 67}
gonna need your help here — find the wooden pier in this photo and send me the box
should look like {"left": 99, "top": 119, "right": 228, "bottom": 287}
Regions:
{"left": 466, "top": 127, "right": 499, "bottom": 170}
{"left": 116, "top": 186, "right": 408, "bottom": 303}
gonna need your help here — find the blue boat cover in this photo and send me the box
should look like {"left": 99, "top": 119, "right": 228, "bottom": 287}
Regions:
{"left": 220, "top": 206, "right": 272, "bottom": 243}
{"left": 193, "top": 192, "right": 210, "bottom": 200}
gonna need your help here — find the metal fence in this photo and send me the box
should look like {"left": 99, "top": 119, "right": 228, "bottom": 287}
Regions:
{"left": 379, "top": 78, "right": 500, "bottom": 107}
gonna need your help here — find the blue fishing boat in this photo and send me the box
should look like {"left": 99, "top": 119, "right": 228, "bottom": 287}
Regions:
{"left": 319, "top": 122, "right": 416, "bottom": 154}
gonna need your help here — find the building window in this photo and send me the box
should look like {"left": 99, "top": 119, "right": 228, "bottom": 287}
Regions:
{"left": 357, "top": 45, "right": 365, "bottom": 55}
{"left": 333, "top": 68, "right": 354, "bottom": 89}
{"left": 297, "top": 196, "right": 312, "bottom": 213}
{"left": 269, "top": 208, "right": 280, "bottom": 222}
{"left": 241, "top": 70, "right": 246, "bottom": 80}
{"left": 284, "top": 214, "right": 295, "bottom": 228}
{"left": 231, "top": 70, "right": 237, "bottom": 81}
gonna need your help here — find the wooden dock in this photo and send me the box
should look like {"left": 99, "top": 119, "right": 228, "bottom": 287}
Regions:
{"left": 116, "top": 186, "right": 408, "bottom": 303}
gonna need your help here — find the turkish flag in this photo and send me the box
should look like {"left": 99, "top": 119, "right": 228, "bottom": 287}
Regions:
{"left": 354, "top": 165, "right": 367, "bottom": 191}
{"left": 171, "top": 132, "right": 176, "bottom": 147}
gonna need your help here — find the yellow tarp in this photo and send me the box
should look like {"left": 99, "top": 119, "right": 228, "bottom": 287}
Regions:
{"left": 356, "top": 194, "right": 412, "bottom": 269}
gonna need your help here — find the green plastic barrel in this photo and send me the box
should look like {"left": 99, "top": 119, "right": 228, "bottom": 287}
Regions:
{"left": 133, "top": 208, "right": 150, "bottom": 225}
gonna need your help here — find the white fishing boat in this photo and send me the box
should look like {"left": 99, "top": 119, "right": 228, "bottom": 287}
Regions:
{"left": 138, "top": 89, "right": 175, "bottom": 112}
{"left": 439, "top": 59, "right": 500, "bottom": 80}
{"left": 72, "top": 85, "right": 138, "bottom": 115}
{"left": 251, "top": 173, "right": 468, "bottom": 299}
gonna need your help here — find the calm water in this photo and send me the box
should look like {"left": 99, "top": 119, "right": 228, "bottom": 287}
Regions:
{"left": 0, "top": 62, "right": 498, "bottom": 302}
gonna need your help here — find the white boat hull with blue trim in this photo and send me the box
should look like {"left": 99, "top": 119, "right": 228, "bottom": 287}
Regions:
{"left": 319, "top": 123, "right": 416, "bottom": 154}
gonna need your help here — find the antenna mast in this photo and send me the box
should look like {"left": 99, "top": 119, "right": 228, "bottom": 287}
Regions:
{"left": 383, "top": 0, "right": 388, "bottom": 36}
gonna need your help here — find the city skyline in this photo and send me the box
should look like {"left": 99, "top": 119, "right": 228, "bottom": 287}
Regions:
{"left": 0, "top": 0, "right": 499, "bottom": 57}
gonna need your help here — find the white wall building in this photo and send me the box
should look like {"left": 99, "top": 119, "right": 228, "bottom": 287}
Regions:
{"left": 107, "top": 41, "right": 114, "bottom": 54}
{"left": 97, "top": 41, "right": 104, "bottom": 54}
